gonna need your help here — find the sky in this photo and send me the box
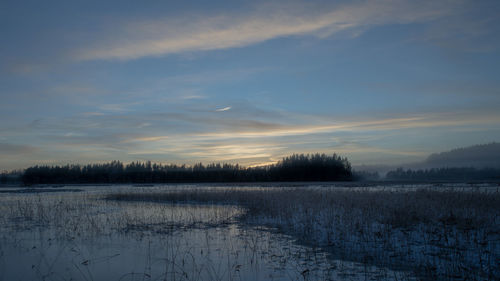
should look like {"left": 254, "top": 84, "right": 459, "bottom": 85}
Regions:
{"left": 1, "top": 0, "right": 500, "bottom": 170}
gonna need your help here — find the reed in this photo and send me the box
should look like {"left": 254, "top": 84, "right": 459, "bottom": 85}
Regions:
{"left": 107, "top": 187, "right": 500, "bottom": 280}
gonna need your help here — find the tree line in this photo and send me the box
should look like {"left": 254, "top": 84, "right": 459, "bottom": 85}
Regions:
{"left": 19, "top": 153, "right": 353, "bottom": 185}
{"left": 0, "top": 170, "right": 23, "bottom": 185}
{"left": 386, "top": 167, "right": 500, "bottom": 181}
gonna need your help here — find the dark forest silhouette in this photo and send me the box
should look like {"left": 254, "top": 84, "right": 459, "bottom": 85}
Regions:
{"left": 4, "top": 152, "right": 500, "bottom": 185}
{"left": 16, "top": 153, "right": 353, "bottom": 185}
{"left": 0, "top": 170, "right": 22, "bottom": 185}
{"left": 386, "top": 167, "right": 500, "bottom": 181}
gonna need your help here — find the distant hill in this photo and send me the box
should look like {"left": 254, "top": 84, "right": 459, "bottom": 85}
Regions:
{"left": 423, "top": 143, "right": 500, "bottom": 169}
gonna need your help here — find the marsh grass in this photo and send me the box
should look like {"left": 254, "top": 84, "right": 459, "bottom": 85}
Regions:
{"left": 107, "top": 188, "right": 500, "bottom": 280}
{"left": 0, "top": 190, "right": 410, "bottom": 281}
{"left": 0, "top": 193, "right": 242, "bottom": 241}
{"left": 1, "top": 186, "right": 498, "bottom": 280}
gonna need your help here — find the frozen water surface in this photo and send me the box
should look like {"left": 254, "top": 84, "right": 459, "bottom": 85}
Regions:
{"left": 0, "top": 184, "right": 421, "bottom": 281}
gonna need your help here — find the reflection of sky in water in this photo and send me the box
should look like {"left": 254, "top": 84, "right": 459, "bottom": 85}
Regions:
{"left": 0, "top": 185, "right": 416, "bottom": 280}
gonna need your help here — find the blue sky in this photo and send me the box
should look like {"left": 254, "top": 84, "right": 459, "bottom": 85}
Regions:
{"left": 1, "top": 0, "right": 500, "bottom": 170}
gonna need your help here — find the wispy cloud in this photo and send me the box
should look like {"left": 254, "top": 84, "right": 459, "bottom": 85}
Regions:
{"left": 4, "top": 102, "right": 499, "bottom": 168}
{"left": 328, "top": 143, "right": 428, "bottom": 157}
{"left": 193, "top": 111, "right": 500, "bottom": 139}
{"left": 0, "top": 143, "right": 39, "bottom": 155}
{"left": 215, "top": 106, "right": 231, "bottom": 112}
{"left": 75, "top": 0, "right": 456, "bottom": 61}
{"left": 121, "top": 136, "right": 169, "bottom": 143}
{"left": 98, "top": 102, "right": 142, "bottom": 113}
